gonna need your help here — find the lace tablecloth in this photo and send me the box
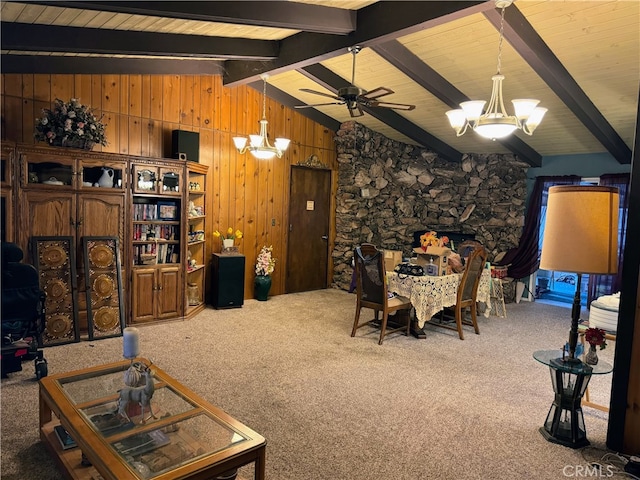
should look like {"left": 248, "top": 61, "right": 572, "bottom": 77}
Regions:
{"left": 388, "top": 270, "right": 492, "bottom": 328}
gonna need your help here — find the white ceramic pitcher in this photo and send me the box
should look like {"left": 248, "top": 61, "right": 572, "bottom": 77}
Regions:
{"left": 98, "top": 167, "right": 114, "bottom": 188}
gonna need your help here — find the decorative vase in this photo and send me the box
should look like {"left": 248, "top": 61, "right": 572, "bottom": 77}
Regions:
{"left": 585, "top": 344, "right": 599, "bottom": 365}
{"left": 223, "top": 239, "right": 234, "bottom": 249}
{"left": 254, "top": 275, "right": 272, "bottom": 301}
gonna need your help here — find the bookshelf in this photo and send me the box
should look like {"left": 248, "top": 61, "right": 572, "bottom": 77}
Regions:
{"left": 185, "top": 162, "right": 208, "bottom": 318}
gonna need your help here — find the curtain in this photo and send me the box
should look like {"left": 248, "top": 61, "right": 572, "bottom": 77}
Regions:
{"left": 587, "top": 173, "right": 630, "bottom": 304}
{"left": 497, "top": 175, "right": 580, "bottom": 279}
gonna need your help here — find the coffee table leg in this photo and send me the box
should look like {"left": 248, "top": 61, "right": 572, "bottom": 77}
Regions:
{"left": 39, "top": 390, "right": 52, "bottom": 426}
{"left": 254, "top": 447, "right": 266, "bottom": 480}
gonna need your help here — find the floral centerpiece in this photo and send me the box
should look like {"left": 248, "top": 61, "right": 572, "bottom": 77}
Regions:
{"left": 255, "top": 245, "right": 276, "bottom": 276}
{"left": 35, "top": 98, "right": 107, "bottom": 149}
{"left": 585, "top": 327, "right": 607, "bottom": 350}
{"left": 419, "top": 231, "right": 450, "bottom": 251}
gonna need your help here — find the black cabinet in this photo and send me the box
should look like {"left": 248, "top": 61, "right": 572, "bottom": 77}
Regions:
{"left": 210, "top": 253, "right": 245, "bottom": 308}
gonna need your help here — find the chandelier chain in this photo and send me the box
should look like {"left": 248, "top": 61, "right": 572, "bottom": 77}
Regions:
{"left": 262, "top": 77, "right": 267, "bottom": 119}
{"left": 496, "top": 5, "right": 506, "bottom": 75}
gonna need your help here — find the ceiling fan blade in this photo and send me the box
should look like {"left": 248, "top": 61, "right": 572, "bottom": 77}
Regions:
{"left": 294, "top": 102, "right": 345, "bottom": 109}
{"left": 299, "top": 88, "right": 342, "bottom": 101}
{"left": 361, "top": 86, "right": 394, "bottom": 99}
{"left": 367, "top": 101, "right": 416, "bottom": 111}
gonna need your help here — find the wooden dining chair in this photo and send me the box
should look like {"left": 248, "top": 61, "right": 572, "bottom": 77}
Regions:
{"left": 351, "top": 244, "right": 412, "bottom": 345}
{"left": 431, "top": 246, "right": 488, "bottom": 340}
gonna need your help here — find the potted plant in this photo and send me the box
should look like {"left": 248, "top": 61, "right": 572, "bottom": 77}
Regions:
{"left": 213, "top": 227, "right": 242, "bottom": 250}
{"left": 34, "top": 98, "right": 107, "bottom": 149}
{"left": 254, "top": 245, "right": 276, "bottom": 301}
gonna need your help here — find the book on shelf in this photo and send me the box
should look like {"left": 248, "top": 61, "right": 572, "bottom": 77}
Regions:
{"left": 54, "top": 425, "right": 77, "bottom": 450}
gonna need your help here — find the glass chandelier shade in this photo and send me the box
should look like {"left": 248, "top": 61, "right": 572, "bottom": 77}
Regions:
{"left": 446, "top": 0, "right": 547, "bottom": 141}
{"left": 233, "top": 75, "right": 290, "bottom": 160}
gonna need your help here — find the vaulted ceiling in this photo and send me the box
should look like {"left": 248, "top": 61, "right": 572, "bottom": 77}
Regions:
{"left": 1, "top": 0, "right": 638, "bottom": 167}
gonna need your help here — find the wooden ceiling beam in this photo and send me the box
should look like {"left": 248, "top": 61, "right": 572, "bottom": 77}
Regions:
{"left": 372, "top": 41, "right": 542, "bottom": 167}
{"left": 23, "top": 1, "right": 356, "bottom": 35}
{"left": 0, "top": 22, "right": 278, "bottom": 61}
{"left": 0, "top": 55, "right": 224, "bottom": 75}
{"left": 223, "top": 1, "right": 488, "bottom": 87}
{"left": 299, "top": 63, "right": 462, "bottom": 163}
{"left": 485, "top": 5, "right": 631, "bottom": 164}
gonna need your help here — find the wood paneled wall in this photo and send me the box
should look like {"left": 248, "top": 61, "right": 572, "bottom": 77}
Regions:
{"left": 1, "top": 74, "right": 338, "bottom": 299}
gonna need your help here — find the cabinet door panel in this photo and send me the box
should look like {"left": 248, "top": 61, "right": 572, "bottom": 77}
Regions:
{"left": 132, "top": 268, "right": 156, "bottom": 323}
{"left": 20, "top": 191, "right": 75, "bottom": 262}
{"left": 157, "top": 266, "right": 181, "bottom": 319}
{"left": 78, "top": 194, "right": 125, "bottom": 257}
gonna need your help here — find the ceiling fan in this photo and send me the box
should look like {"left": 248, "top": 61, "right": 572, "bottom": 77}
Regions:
{"left": 295, "top": 46, "right": 416, "bottom": 118}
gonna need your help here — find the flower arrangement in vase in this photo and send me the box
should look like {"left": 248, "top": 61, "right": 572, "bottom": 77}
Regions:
{"left": 34, "top": 98, "right": 107, "bottom": 149}
{"left": 584, "top": 327, "right": 607, "bottom": 365}
{"left": 255, "top": 245, "right": 276, "bottom": 276}
{"left": 213, "top": 227, "right": 242, "bottom": 249}
{"left": 254, "top": 245, "right": 276, "bottom": 301}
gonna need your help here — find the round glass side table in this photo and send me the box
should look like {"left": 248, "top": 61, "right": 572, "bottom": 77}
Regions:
{"left": 533, "top": 350, "right": 612, "bottom": 449}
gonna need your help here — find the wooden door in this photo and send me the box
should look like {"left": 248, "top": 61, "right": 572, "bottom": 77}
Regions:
{"left": 286, "top": 166, "right": 331, "bottom": 293}
{"left": 157, "top": 266, "right": 181, "bottom": 319}
{"left": 19, "top": 190, "right": 75, "bottom": 262}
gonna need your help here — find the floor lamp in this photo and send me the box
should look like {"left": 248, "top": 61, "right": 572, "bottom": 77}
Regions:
{"left": 539, "top": 185, "right": 619, "bottom": 364}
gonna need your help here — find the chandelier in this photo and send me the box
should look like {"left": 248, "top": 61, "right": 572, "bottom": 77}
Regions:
{"left": 233, "top": 75, "right": 290, "bottom": 160}
{"left": 446, "top": 0, "right": 547, "bottom": 140}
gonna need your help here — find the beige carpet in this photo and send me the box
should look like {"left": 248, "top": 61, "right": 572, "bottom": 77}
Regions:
{"left": 0, "top": 289, "right": 625, "bottom": 479}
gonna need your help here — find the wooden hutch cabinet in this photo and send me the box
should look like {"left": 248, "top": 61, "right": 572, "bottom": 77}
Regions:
{"left": 10, "top": 143, "right": 207, "bottom": 330}
{"left": 15, "top": 145, "right": 127, "bottom": 332}
{"left": 130, "top": 159, "right": 185, "bottom": 324}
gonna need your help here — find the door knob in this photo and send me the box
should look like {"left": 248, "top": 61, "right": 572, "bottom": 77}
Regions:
{"left": 322, "top": 235, "right": 328, "bottom": 240}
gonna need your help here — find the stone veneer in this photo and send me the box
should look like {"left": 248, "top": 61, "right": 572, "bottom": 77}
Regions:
{"left": 332, "top": 121, "right": 529, "bottom": 291}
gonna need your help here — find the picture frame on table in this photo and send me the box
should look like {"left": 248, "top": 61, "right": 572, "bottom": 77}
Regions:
{"left": 157, "top": 201, "right": 178, "bottom": 221}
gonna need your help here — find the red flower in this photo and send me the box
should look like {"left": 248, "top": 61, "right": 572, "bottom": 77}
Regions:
{"left": 585, "top": 327, "right": 607, "bottom": 349}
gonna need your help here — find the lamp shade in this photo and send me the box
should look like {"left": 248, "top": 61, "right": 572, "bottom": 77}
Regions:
{"left": 540, "top": 185, "right": 619, "bottom": 274}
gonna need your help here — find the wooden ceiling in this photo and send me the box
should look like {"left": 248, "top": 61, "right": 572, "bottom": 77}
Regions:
{"left": 1, "top": 0, "right": 638, "bottom": 167}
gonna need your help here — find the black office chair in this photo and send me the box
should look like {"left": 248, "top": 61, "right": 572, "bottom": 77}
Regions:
{"left": 1, "top": 242, "right": 48, "bottom": 378}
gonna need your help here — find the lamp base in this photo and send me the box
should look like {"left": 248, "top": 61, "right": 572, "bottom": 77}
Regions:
{"left": 539, "top": 426, "right": 590, "bottom": 450}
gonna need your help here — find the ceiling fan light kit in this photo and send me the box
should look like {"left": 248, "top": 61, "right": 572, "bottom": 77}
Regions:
{"left": 446, "top": 0, "right": 547, "bottom": 140}
{"left": 233, "top": 75, "right": 290, "bottom": 160}
{"left": 296, "top": 45, "right": 416, "bottom": 118}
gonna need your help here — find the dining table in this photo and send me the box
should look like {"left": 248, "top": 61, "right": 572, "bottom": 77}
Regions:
{"left": 387, "top": 268, "right": 492, "bottom": 331}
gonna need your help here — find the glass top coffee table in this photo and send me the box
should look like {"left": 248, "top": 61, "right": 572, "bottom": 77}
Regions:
{"left": 39, "top": 358, "right": 266, "bottom": 479}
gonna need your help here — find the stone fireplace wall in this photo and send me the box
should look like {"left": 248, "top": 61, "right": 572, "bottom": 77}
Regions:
{"left": 332, "top": 121, "right": 529, "bottom": 291}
